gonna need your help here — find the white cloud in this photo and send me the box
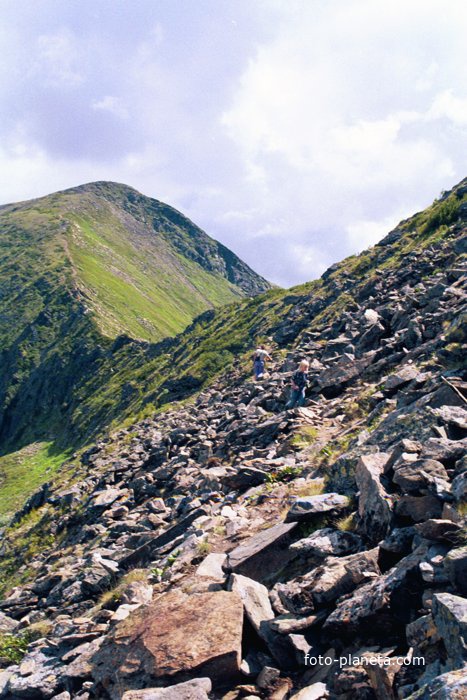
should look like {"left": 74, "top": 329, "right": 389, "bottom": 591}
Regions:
{"left": 428, "top": 90, "right": 467, "bottom": 126}
{"left": 92, "top": 96, "right": 129, "bottom": 120}
{"left": 218, "top": 0, "right": 467, "bottom": 282}
{"left": 288, "top": 243, "right": 330, "bottom": 281}
{"left": 36, "top": 29, "right": 84, "bottom": 87}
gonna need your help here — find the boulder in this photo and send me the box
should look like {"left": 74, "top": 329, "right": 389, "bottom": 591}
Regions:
{"left": 364, "top": 654, "right": 404, "bottom": 700}
{"left": 406, "top": 614, "right": 440, "bottom": 651}
{"left": 80, "top": 563, "right": 114, "bottom": 596}
{"left": 414, "top": 520, "right": 462, "bottom": 543}
{"left": 379, "top": 527, "right": 415, "bottom": 555}
{"left": 406, "top": 666, "right": 467, "bottom": 699}
{"left": 61, "top": 637, "right": 105, "bottom": 682}
{"left": 0, "top": 611, "right": 19, "bottom": 634}
{"left": 444, "top": 547, "right": 467, "bottom": 596}
{"left": 228, "top": 574, "right": 294, "bottom": 667}
{"left": 392, "top": 459, "right": 449, "bottom": 494}
{"left": 385, "top": 366, "right": 420, "bottom": 391}
{"left": 355, "top": 453, "right": 392, "bottom": 543}
{"left": 394, "top": 495, "right": 443, "bottom": 522}
{"left": 322, "top": 544, "right": 429, "bottom": 642}
{"left": 92, "top": 488, "right": 129, "bottom": 508}
{"left": 120, "top": 581, "right": 153, "bottom": 606}
{"left": 228, "top": 573, "right": 274, "bottom": 631}
{"left": 7, "top": 649, "right": 63, "bottom": 699}
{"left": 432, "top": 405, "right": 467, "bottom": 431}
{"left": 451, "top": 472, "right": 467, "bottom": 502}
{"left": 256, "top": 666, "right": 281, "bottom": 689}
{"left": 317, "top": 355, "right": 374, "bottom": 393}
{"left": 285, "top": 494, "right": 349, "bottom": 523}
{"left": 384, "top": 439, "right": 421, "bottom": 472}
{"left": 0, "top": 672, "right": 12, "bottom": 698}
{"left": 269, "top": 611, "right": 328, "bottom": 635}
{"left": 273, "top": 549, "right": 380, "bottom": 615}
{"left": 431, "top": 593, "right": 467, "bottom": 668}
{"left": 221, "top": 466, "right": 267, "bottom": 491}
{"left": 120, "top": 678, "right": 212, "bottom": 700}
{"left": 92, "top": 590, "right": 243, "bottom": 698}
{"left": 224, "top": 522, "right": 298, "bottom": 583}
{"left": 290, "top": 528, "right": 362, "bottom": 558}
{"left": 420, "top": 437, "right": 467, "bottom": 463}
{"left": 195, "top": 553, "right": 227, "bottom": 582}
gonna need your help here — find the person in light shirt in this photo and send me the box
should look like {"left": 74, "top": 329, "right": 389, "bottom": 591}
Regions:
{"left": 252, "top": 345, "right": 272, "bottom": 380}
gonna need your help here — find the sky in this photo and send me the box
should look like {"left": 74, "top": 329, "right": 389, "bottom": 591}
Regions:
{"left": 1, "top": 0, "right": 467, "bottom": 287}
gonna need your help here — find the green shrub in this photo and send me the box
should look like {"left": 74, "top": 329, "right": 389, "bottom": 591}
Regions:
{"left": 0, "top": 633, "right": 30, "bottom": 664}
{"left": 266, "top": 465, "right": 303, "bottom": 484}
{"left": 422, "top": 196, "right": 459, "bottom": 235}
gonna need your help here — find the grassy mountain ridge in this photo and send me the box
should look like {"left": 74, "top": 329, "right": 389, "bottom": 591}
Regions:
{"left": 0, "top": 182, "right": 271, "bottom": 453}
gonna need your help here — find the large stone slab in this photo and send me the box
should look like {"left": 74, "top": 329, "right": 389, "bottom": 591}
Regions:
{"left": 92, "top": 590, "right": 243, "bottom": 699}
{"left": 228, "top": 573, "right": 274, "bottom": 630}
{"left": 290, "top": 528, "right": 362, "bottom": 558}
{"left": 285, "top": 494, "right": 349, "bottom": 523}
{"left": 290, "top": 681, "right": 329, "bottom": 699}
{"left": 355, "top": 453, "right": 392, "bottom": 543}
{"left": 224, "top": 522, "right": 298, "bottom": 583}
{"left": 385, "top": 366, "right": 420, "bottom": 391}
{"left": 317, "top": 354, "right": 374, "bottom": 392}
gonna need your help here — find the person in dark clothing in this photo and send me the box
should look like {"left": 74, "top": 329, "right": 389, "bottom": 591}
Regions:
{"left": 286, "top": 359, "right": 309, "bottom": 408}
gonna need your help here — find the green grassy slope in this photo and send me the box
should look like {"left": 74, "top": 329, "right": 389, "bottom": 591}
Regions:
{"left": 0, "top": 182, "right": 271, "bottom": 452}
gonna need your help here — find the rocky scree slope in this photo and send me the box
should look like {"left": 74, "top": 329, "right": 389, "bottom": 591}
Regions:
{"left": 0, "top": 182, "right": 466, "bottom": 699}
{"left": 0, "top": 180, "right": 271, "bottom": 462}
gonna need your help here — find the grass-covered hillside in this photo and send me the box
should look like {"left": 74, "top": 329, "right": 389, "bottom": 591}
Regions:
{"left": 0, "top": 181, "right": 271, "bottom": 453}
{"left": 0, "top": 178, "right": 465, "bottom": 525}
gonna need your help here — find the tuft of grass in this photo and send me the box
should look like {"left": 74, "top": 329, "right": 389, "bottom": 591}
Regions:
{"left": 196, "top": 540, "right": 211, "bottom": 557}
{"left": 212, "top": 524, "right": 226, "bottom": 537}
{"left": 0, "top": 632, "right": 30, "bottom": 664}
{"left": 290, "top": 426, "right": 319, "bottom": 449}
{"left": 292, "top": 479, "right": 325, "bottom": 497}
{"left": 98, "top": 568, "right": 149, "bottom": 607}
{"left": 28, "top": 620, "right": 53, "bottom": 641}
{"left": 335, "top": 513, "right": 357, "bottom": 532}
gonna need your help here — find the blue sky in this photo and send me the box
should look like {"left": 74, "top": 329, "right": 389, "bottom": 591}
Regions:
{"left": 1, "top": 0, "right": 467, "bottom": 286}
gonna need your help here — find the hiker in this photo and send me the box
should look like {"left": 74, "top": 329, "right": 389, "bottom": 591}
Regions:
{"left": 253, "top": 345, "right": 272, "bottom": 380}
{"left": 286, "top": 359, "right": 309, "bottom": 408}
